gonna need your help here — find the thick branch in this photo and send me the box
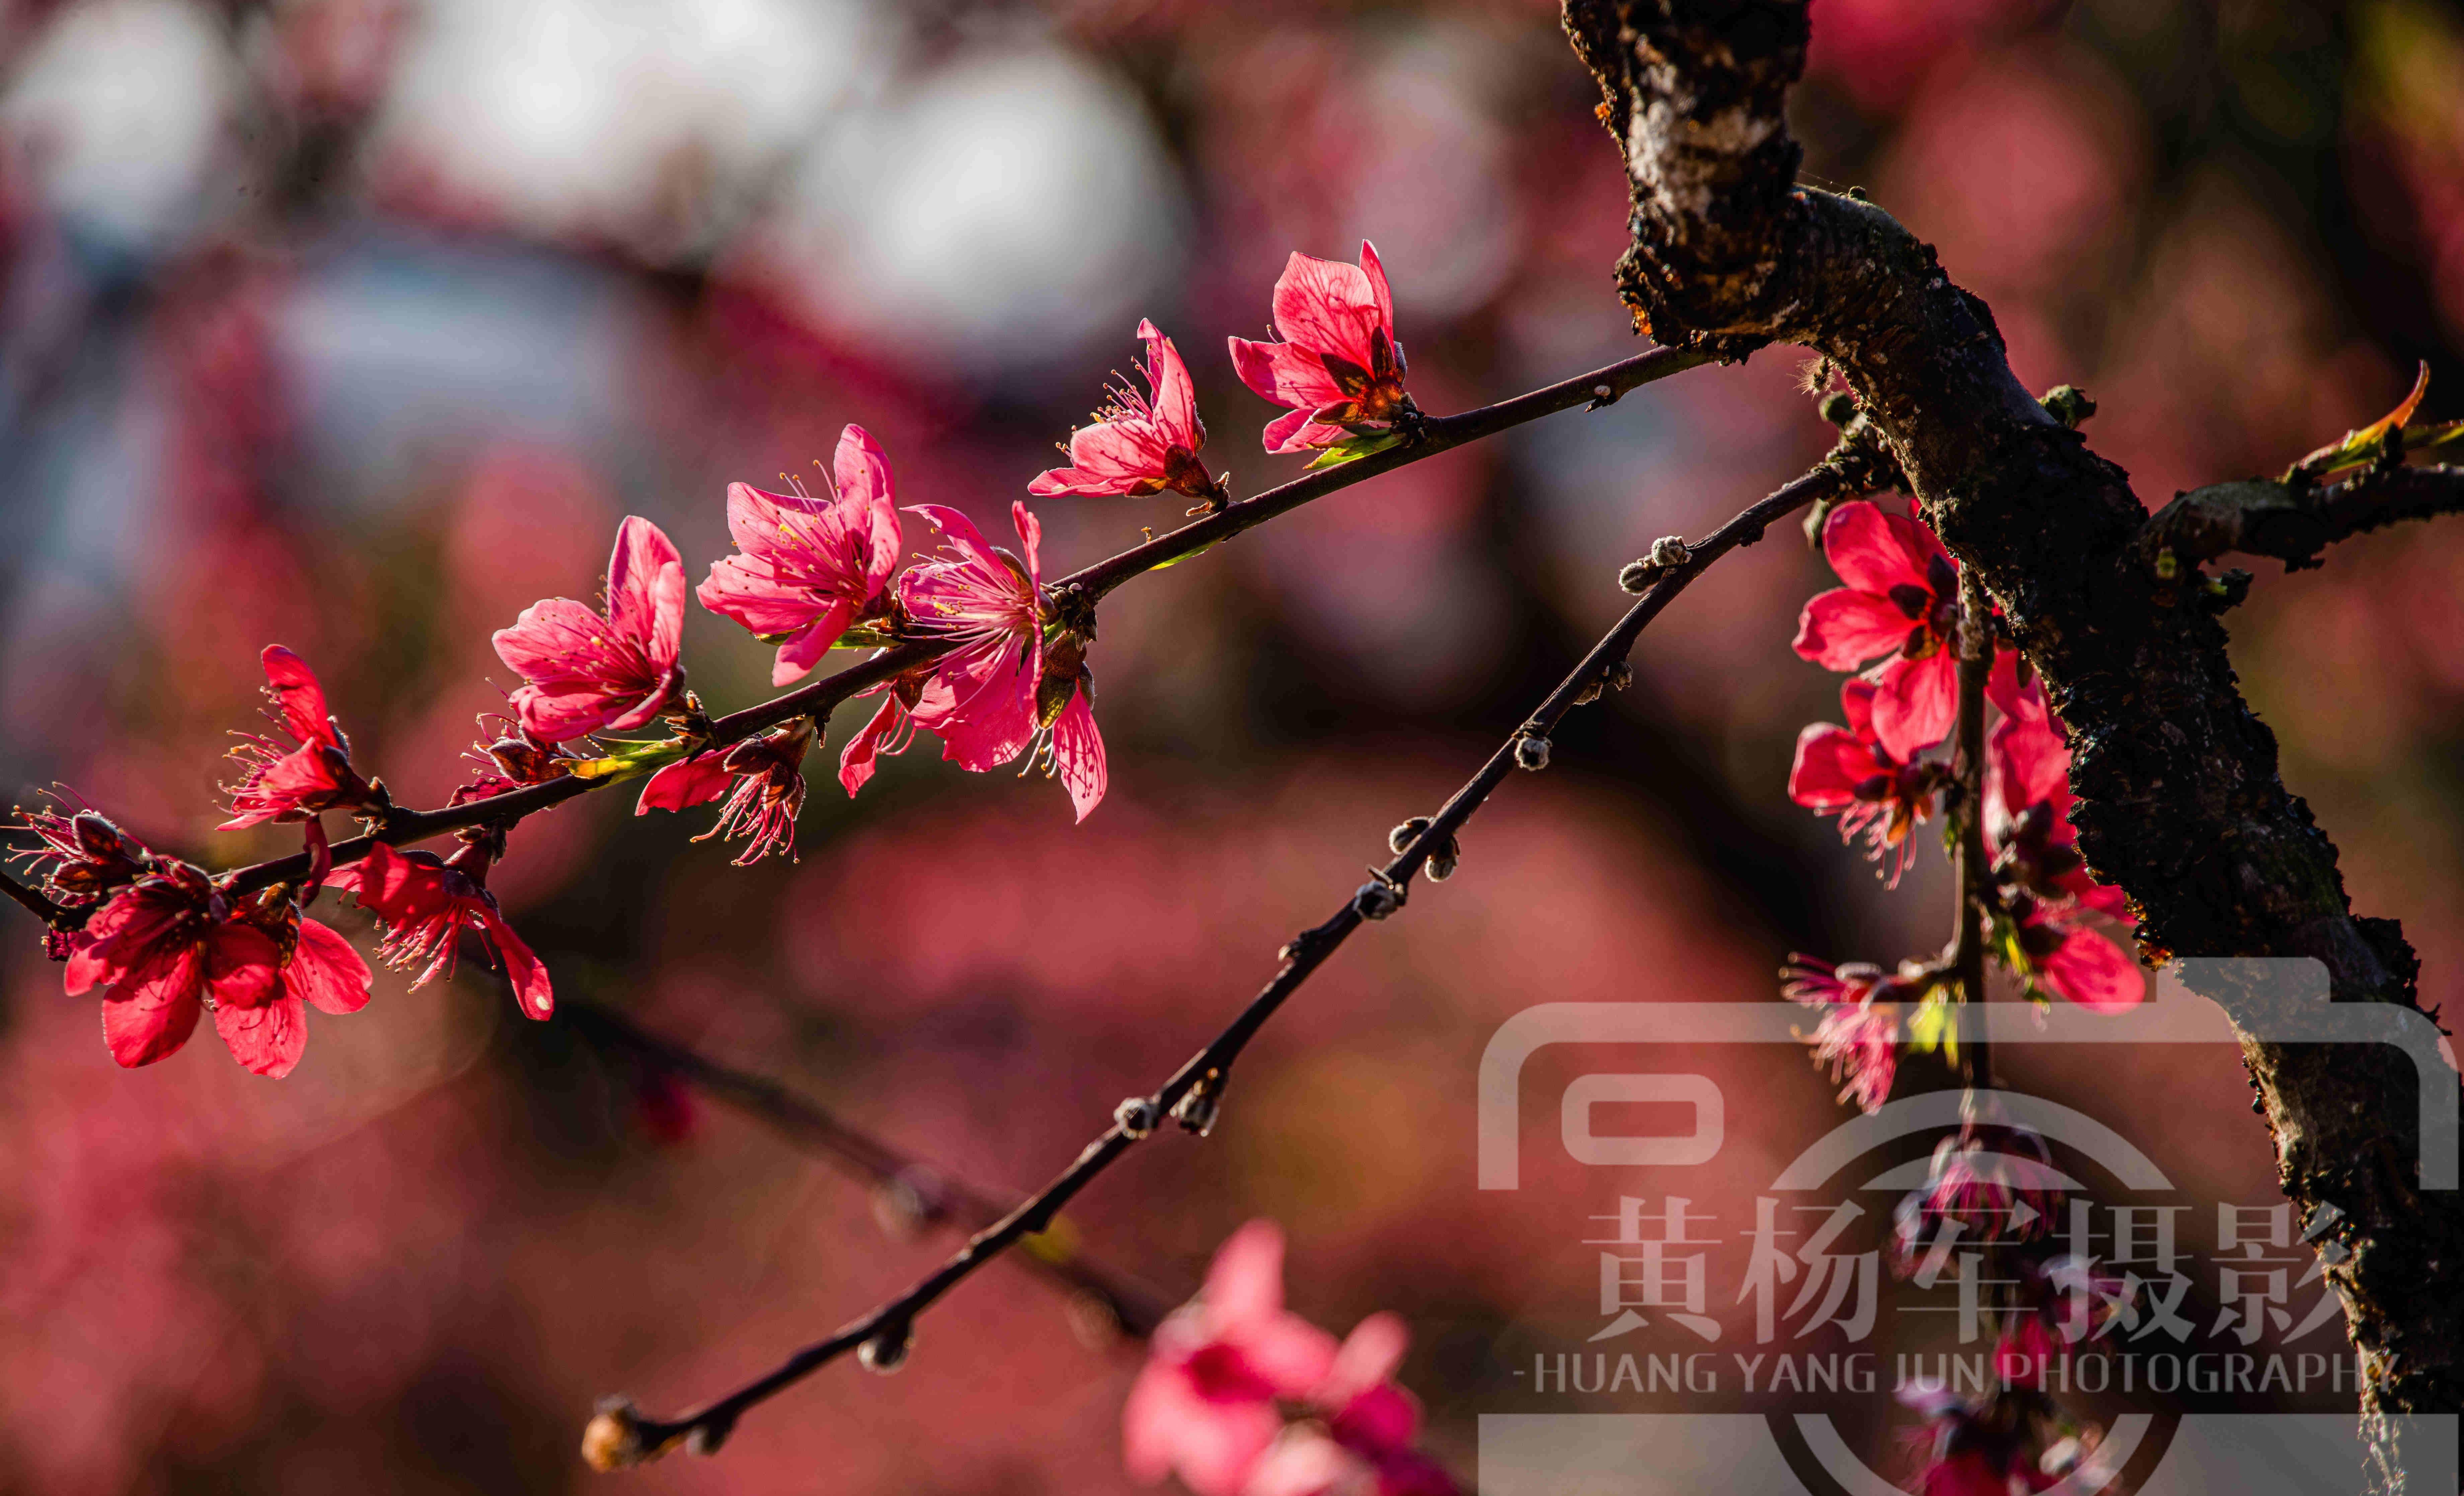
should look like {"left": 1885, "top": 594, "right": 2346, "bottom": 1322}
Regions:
{"left": 583, "top": 463, "right": 1847, "bottom": 1469}
{"left": 1567, "top": 0, "right": 2461, "bottom": 1470}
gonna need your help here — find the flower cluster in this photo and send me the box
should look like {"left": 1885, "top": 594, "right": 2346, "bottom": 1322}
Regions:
{"left": 15, "top": 245, "right": 1424, "bottom": 1078}
{"left": 1124, "top": 1221, "right": 1458, "bottom": 1496}
{"left": 1782, "top": 500, "right": 2142, "bottom": 1113}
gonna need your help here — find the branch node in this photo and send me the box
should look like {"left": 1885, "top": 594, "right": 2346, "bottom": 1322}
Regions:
{"left": 1112, "top": 1096, "right": 1161, "bottom": 1139}
{"left": 857, "top": 1324, "right": 913, "bottom": 1376}
{"left": 1513, "top": 734, "right": 1551, "bottom": 772}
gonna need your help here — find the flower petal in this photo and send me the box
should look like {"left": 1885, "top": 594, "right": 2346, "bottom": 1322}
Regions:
{"left": 259, "top": 644, "right": 336, "bottom": 748}
{"left": 1788, "top": 723, "right": 1884, "bottom": 810}
{"left": 2037, "top": 924, "right": 2144, "bottom": 1012}
{"left": 838, "top": 693, "right": 910, "bottom": 798}
{"left": 606, "top": 516, "right": 687, "bottom": 674}
{"left": 1051, "top": 688, "right": 1106, "bottom": 823}
{"left": 291, "top": 918, "right": 373, "bottom": 1015}
{"left": 101, "top": 977, "right": 203, "bottom": 1067}
{"left": 1869, "top": 652, "right": 1958, "bottom": 761}
{"left": 636, "top": 754, "right": 736, "bottom": 815}
{"left": 1821, "top": 502, "right": 1950, "bottom": 598}
{"left": 214, "top": 992, "right": 308, "bottom": 1077}
{"left": 832, "top": 424, "right": 903, "bottom": 595}
{"left": 1792, "top": 588, "right": 1915, "bottom": 670}
{"left": 484, "top": 909, "right": 555, "bottom": 1020}
{"left": 1269, "top": 250, "right": 1383, "bottom": 368}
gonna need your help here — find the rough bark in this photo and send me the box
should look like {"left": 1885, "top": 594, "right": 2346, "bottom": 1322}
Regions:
{"left": 1565, "top": 1, "right": 2460, "bottom": 1486}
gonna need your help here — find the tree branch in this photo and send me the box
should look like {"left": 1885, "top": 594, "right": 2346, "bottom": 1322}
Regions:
{"left": 1951, "top": 569, "right": 1991, "bottom": 1091}
{"left": 2141, "top": 464, "right": 2464, "bottom": 572}
{"left": 579, "top": 461, "right": 1851, "bottom": 1471}
{"left": 22, "top": 344, "right": 1708, "bottom": 909}
{"left": 0, "top": 868, "right": 60, "bottom": 926}
{"left": 1564, "top": 2, "right": 2461, "bottom": 1478}
{"left": 561, "top": 998, "right": 1169, "bottom": 1340}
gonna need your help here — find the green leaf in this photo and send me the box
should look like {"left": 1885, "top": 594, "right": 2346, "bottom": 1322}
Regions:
{"left": 1302, "top": 430, "right": 1406, "bottom": 471}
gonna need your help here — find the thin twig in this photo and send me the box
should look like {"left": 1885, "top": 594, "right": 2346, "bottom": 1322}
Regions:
{"left": 1951, "top": 568, "right": 1993, "bottom": 1091}
{"left": 589, "top": 461, "right": 1846, "bottom": 1466}
{"left": 561, "top": 998, "right": 1169, "bottom": 1339}
{"left": 126, "top": 344, "right": 1707, "bottom": 903}
{"left": 0, "top": 868, "right": 61, "bottom": 925}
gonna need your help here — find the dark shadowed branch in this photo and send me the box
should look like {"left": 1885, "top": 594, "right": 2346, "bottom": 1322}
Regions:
{"left": 1562, "top": 1, "right": 2461, "bottom": 1480}
{"left": 561, "top": 998, "right": 1170, "bottom": 1340}
{"left": 2141, "top": 463, "right": 2464, "bottom": 571}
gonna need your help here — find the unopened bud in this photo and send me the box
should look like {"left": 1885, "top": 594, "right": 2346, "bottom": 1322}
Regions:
{"left": 859, "top": 1325, "right": 913, "bottom": 1375}
{"left": 1604, "top": 661, "right": 1634, "bottom": 693}
{"left": 872, "top": 1167, "right": 943, "bottom": 1239}
{"left": 1113, "top": 1096, "right": 1160, "bottom": 1138}
{"left": 1617, "top": 559, "right": 1655, "bottom": 594}
{"left": 581, "top": 1398, "right": 650, "bottom": 1472}
{"left": 1426, "top": 844, "right": 1461, "bottom": 882}
{"left": 1514, "top": 735, "right": 1551, "bottom": 771}
{"left": 1171, "top": 1086, "right": 1221, "bottom": 1137}
{"left": 1819, "top": 391, "right": 1857, "bottom": 427}
{"left": 71, "top": 812, "right": 123, "bottom": 857}
{"left": 1649, "top": 535, "right": 1690, "bottom": 569}
{"left": 1388, "top": 817, "right": 1432, "bottom": 855}
{"left": 1354, "top": 880, "right": 1401, "bottom": 921}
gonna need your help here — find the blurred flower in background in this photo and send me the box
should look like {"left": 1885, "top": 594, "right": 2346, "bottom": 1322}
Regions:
{"left": 0, "top": 0, "right": 2458, "bottom": 1490}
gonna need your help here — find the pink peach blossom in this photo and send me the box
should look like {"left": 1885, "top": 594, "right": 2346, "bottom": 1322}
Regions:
{"left": 220, "top": 645, "right": 373, "bottom": 830}
{"left": 326, "top": 840, "right": 552, "bottom": 1019}
{"left": 1229, "top": 243, "right": 1411, "bottom": 455}
{"left": 1788, "top": 677, "right": 1942, "bottom": 885}
{"left": 1032, "top": 320, "right": 1221, "bottom": 504}
{"left": 698, "top": 425, "right": 903, "bottom": 686}
{"left": 1124, "top": 1221, "right": 1338, "bottom": 1496}
{"left": 635, "top": 719, "right": 816, "bottom": 865}
{"left": 853, "top": 502, "right": 1108, "bottom": 819}
{"left": 492, "top": 516, "right": 686, "bottom": 743}
{"left": 1793, "top": 501, "right": 1960, "bottom": 759}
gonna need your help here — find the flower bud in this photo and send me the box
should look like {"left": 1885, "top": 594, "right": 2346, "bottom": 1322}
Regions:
{"left": 71, "top": 812, "right": 125, "bottom": 858}
{"left": 1617, "top": 559, "right": 1656, "bottom": 594}
{"left": 1514, "top": 735, "right": 1551, "bottom": 771}
{"left": 1819, "top": 391, "right": 1858, "bottom": 427}
{"left": 1354, "top": 880, "right": 1401, "bottom": 920}
{"left": 1426, "top": 843, "right": 1460, "bottom": 882}
{"left": 1114, "top": 1096, "right": 1160, "bottom": 1138}
{"left": 859, "top": 1324, "right": 913, "bottom": 1375}
{"left": 1171, "top": 1086, "right": 1221, "bottom": 1137}
{"left": 581, "top": 1398, "right": 650, "bottom": 1472}
{"left": 1649, "top": 535, "right": 1690, "bottom": 569}
{"left": 1388, "top": 817, "right": 1432, "bottom": 855}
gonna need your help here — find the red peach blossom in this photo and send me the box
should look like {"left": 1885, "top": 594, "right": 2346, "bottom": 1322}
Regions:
{"left": 698, "top": 424, "right": 903, "bottom": 686}
{"left": 1788, "top": 677, "right": 1942, "bottom": 885}
{"left": 2010, "top": 900, "right": 2142, "bottom": 1012}
{"left": 492, "top": 516, "right": 686, "bottom": 743}
{"left": 10, "top": 790, "right": 154, "bottom": 912}
{"left": 61, "top": 865, "right": 364, "bottom": 1076}
{"left": 1782, "top": 956, "right": 1918, "bottom": 1113}
{"left": 1032, "top": 320, "right": 1221, "bottom": 504}
{"left": 220, "top": 645, "right": 372, "bottom": 830}
{"left": 1124, "top": 1220, "right": 1339, "bottom": 1496}
{"left": 1793, "top": 501, "right": 1960, "bottom": 760}
{"left": 1985, "top": 670, "right": 2131, "bottom": 922}
{"left": 635, "top": 719, "right": 816, "bottom": 865}
{"left": 1229, "top": 243, "right": 1411, "bottom": 455}
{"left": 325, "top": 841, "right": 552, "bottom": 1019}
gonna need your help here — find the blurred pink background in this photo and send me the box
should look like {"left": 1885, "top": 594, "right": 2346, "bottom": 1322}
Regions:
{"left": 1, "top": 0, "right": 2459, "bottom": 1489}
